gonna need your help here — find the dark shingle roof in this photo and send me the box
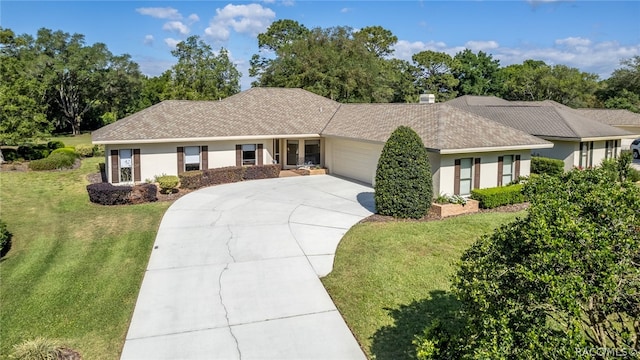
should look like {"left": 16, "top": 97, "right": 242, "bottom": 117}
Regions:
{"left": 92, "top": 88, "right": 340, "bottom": 142}
{"left": 446, "top": 96, "right": 632, "bottom": 139}
{"left": 322, "top": 103, "right": 550, "bottom": 151}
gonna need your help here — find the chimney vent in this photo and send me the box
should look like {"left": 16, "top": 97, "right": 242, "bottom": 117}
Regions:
{"left": 419, "top": 94, "right": 435, "bottom": 104}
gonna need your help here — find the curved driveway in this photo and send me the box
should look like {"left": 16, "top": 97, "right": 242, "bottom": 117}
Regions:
{"left": 121, "top": 175, "right": 374, "bottom": 359}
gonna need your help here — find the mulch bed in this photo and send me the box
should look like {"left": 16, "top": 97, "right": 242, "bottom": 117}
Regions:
{"left": 360, "top": 202, "right": 530, "bottom": 223}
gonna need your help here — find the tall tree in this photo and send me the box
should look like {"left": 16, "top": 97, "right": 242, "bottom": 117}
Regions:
{"left": 412, "top": 50, "right": 459, "bottom": 101}
{"left": 597, "top": 56, "right": 640, "bottom": 112}
{"left": 167, "top": 36, "right": 240, "bottom": 100}
{"left": 354, "top": 25, "right": 398, "bottom": 57}
{"left": 452, "top": 49, "right": 502, "bottom": 96}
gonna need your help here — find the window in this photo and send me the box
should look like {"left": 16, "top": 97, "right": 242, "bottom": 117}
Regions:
{"left": 579, "top": 142, "right": 593, "bottom": 168}
{"left": 184, "top": 146, "right": 200, "bottom": 171}
{"left": 119, "top": 149, "right": 133, "bottom": 183}
{"left": 459, "top": 158, "right": 473, "bottom": 196}
{"left": 242, "top": 144, "right": 256, "bottom": 165}
{"left": 605, "top": 140, "right": 616, "bottom": 160}
{"left": 304, "top": 140, "right": 321, "bottom": 165}
{"left": 273, "top": 139, "right": 280, "bottom": 164}
{"left": 502, "top": 155, "right": 513, "bottom": 185}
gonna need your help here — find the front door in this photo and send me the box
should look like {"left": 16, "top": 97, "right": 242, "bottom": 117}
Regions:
{"left": 287, "top": 140, "right": 299, "bottom": 166}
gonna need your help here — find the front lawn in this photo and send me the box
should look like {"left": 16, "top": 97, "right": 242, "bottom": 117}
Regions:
{"left": 322, "top": 211, "right": 524, "bottom": 360}
{"left": 0, "top": 157, "right": 170, "bottom": 359}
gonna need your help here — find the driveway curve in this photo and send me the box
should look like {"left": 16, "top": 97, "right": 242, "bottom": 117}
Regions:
{"left": 121, "top": 175, "right": 374, "bottom": 360}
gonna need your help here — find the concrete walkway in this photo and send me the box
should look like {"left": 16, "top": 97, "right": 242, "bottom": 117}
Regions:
{"left": 121, "top": 175, "right": 374, "bottom": 360}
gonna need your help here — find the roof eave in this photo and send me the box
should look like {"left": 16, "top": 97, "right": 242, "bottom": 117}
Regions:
{"left": 540, "top": 134, "right": 637, "bottom": 142}
{"left": 92, "top": 134, "right": 322, "bottom": 145}
{"left": 435, "top": 143, "right": 553, "bottom": 155}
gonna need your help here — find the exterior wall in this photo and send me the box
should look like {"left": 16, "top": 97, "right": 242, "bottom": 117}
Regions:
{"left": 428, "top": 151, "right": 441, "bottom": 199}
{"left": 534, "top": 140, "right": 577, "bottom": 171}
{"left": 105, "top": 139, "right": 274, "bottom": 184}
{"left": 437, "top": 150, "right": 531, "bottom": 196}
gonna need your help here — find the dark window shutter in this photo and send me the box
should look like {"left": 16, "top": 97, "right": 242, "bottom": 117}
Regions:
{"left": 497, "top": 156, "right": 504, "bottom": 186}
{"left": 514, "top": 155, "right": 521, "bottom": 180}
{"left": 454, "top": 159, "right": 461, "bottom": 195}
{"left": 133, "top": 149, "right": 141, "bottom": 182}
{"left": 177, "top": 147, "right": 184, "bottom": 174}
{"left": 257, "top": 144, "right": 263, "bottom": 166}
{"left": 236, "top": 145, "right": 242, "bottom": 166}
{"left": 201, "top": 146, "right": 208, "bottom": 170}
{"left": 589, "top": 141, "right": 594, "bottom": 167}
{"left": 111, "top": 150, "right": 119, "bottom": 183}
{"left": 473, "top": 158, "right": 481, "bottom": 189}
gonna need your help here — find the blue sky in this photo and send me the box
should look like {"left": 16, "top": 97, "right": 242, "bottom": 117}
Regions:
{"left": 2, "top": 1, "right": 639, "bottom": 90}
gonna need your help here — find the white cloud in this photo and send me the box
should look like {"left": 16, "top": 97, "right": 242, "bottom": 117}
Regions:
{"left": 341, "top": 8, "right": 352, "bottom": 13}
{"left": 163, "top": 21, "right": 190, "bottom": 35}
{"left": 143, "top": 35, "right": 154, "bottom": 46}
{"left": 205, "top": 3, "right": 276, "bottom": 42}
{"left": 188, "top": 14, "right": 200, "bottom": 23}
{"left": 393, "top": 40, "right": 449, "bottom": 60}
{"left": 164, "top": 38, "right": 181, "bottom": 49}
{"left": 136, "top": 7, "right": 182, "bottom": 20}
{"left": 464, "top": 40, "right": 499, "bottom": 52}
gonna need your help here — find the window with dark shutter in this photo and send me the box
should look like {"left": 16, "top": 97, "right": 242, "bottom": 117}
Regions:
{"left": 497, "top": 156, "right": 504, "bottom": 186}
{"left": 257, "top": 144, "right": 263, "bottom": 166}
{"left": 454, "top": 159, "right": 461, "bottom": 195}
{"left": 236, "top": 145, "right": 242, "bottom": 166}
{"left": 133, "top": 149, "right": 141, "bottom": 182}
{"left": 201, "top": 146, "right": 208, "bottom": 170}
{"left": 514, "top": 155, "right": 521, "bottom": 180}
{"left": 177, "top": 147, "right": 184, "bottom": 174}
{"left": 110, "top": 150, "right": 119, "bottom": 183}
{"left": 474, "top": 158, "right": 481, "bottom": 189}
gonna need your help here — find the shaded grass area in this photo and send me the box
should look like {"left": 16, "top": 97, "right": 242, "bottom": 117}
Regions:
{"left": 0, "top": 157, "right": 170, "bottom": 359}
{"left": 47, "top": 133, "right": 93, "bottom": 147}
{"left": 322, "top": 212, "right": 523, "bottom": 360}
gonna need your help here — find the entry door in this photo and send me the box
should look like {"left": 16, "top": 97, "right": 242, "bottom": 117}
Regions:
{"left": 287, "top": 140, "right": 299, "bottom": 166}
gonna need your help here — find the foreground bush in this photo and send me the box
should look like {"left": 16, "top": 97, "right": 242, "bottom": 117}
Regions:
{"left": 0, "top": 219, "right": 12, "bottom": 258}
{"left": 415, "top": 160, "right": 640, "bottom": 359}
{"left": 86, "top": 183, "right": 157, "bottom": 205}
{"left": 375, "top": 126, "right": 432, "bottom": 219}
{"left": 17, "top": 144, "right": 49, "bottom": 160}
{"left": 74, "top": 144, "right": 94, "bottom": 157}
{"left": 470, "top": 184, "right": 524, "bottom": 209}
{"left": 47, "top": 140, "right": 65, "bottom": 150}
{"left": 531, "top": 156, "right": 564, "bottom": 176}
{"left": 11, "top": 337, "right": 82, "bottom": 360}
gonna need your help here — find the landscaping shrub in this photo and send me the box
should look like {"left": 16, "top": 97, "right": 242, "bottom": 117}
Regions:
{"left": 47, "top": 140, "right": 65, "bottom": 150}
{"left": 86, "top": 183, "right": 132, "bottom": 205}
{"left": 10, "top": 337, "right": 82, "bottom": 360}
{"left": 130, "top": 183, "right": 158, "bottom": 204}
{"left": 74, "top": 144, "right": 94, "bottom": 157}
{"left": 471, "top": 184, "right": 524, "bottom": 209}
{"left": 28, "top": 152, "right": 76, "bottom": 171}
{"left": 531, "top": 156, "right": 564, "bottom": 176}
{"left": 374, "top": 126, "right": 432, "bottom": 219}
{"left": 17, "top": 144, "right": 49, "bottom": 160}
{"left": 0, "top": 219, "right": 12, "bottom": 258}
{"left": 243, "top": 164, "right": 281, "bottom": 180}
{"left": 2, "top": 148, "right": 18, "bottom": 162}
{"left": 179, "top": 167, "right": 245, "bottom": 189}
{"left": 178, "top": 171, "right": 204, "bottom": 189}
{"left": 92, "top": 144, "right": 105, "bottom": 157}
{"left": 50, "top": 147, "right": 78, "bottom": 158}
{"left": 156, "top": 175, "right": 180, "bottom": 194}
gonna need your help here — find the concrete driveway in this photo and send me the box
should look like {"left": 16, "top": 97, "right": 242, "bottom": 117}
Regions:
{"left": 120, "top": 175, "right": 374, "bottom": 360}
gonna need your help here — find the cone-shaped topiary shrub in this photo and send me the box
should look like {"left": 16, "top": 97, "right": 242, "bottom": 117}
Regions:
{"left": 374, "top": 125, "right": 432, "bottom": 218}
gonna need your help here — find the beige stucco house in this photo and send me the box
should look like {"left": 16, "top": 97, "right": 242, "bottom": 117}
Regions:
{"left": 92, "top": 87, "right": 554, "bottom": 197}
{"left": 446, "top": 96, "right": 636, "bottom": 171}
{"left": 575, "top": 108, "right": 640, "bottom": 149}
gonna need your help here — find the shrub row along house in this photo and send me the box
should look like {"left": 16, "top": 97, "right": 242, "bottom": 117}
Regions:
{"left": 92, "top": 87, "right": 636, "bottom": 197}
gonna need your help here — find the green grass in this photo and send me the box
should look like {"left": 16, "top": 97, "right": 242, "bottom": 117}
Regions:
{"left": 0, "top": 154, "right": 170, "bottom": 358}
{"left": 47, "top": 133, "right": 93, "bottom": 147}
{"left": 322, "top": 212, "right": 524, "bottom": 360}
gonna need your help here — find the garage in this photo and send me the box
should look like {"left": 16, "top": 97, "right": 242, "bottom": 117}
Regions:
{"left": 328, "top": 138, "right": 383, "bottom": 185}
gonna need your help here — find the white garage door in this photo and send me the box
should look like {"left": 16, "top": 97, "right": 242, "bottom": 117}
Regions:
{"left": 332, "top": 139, "right": 382, "bottom": 185}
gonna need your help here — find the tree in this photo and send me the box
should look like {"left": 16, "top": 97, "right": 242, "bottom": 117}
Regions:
{"left": 597, "top": 56, "right": 640, "bottom": 112}
{"left": 374, "top": 126, "right": 432, "bottom": 219}
{"left": 166, "top": 36, "right": 240, "bottom": 100}
{"left": 452, "top": 49, "right": 502, "bottom": 96}
{"left": 415, "top": 160, "right": 640, "bottom": 359}
{"left": 412, "top": 50, "right": 459, "bottom": 101}
{"left": 353, "top": 25, "right": 398, "bottom": 57}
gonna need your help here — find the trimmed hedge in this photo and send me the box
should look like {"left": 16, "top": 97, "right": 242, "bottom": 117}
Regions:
{"left": 75, "top": 144, "right": 94, "bottom": 157}
{"left": 244, "top": 164, "right": 281, "bottom": 180}
{"left": 28, "top": 152, "right": 76, "bottom": 171}
{"left": 17, "top": 144, "right": 49, "bottom": 160}
{"left": 47, "top": 140, "right": 65, "bottom": 150}
{"left": 471, "top": 184, "right": 525, "bottom": 209}
{"left": 531, "top": 156, "right": 564, "bottom": 176}
{"left": 86, "top": 183, "right": 157, "bottom": 205}
{"left": 179, "top": 165, "right": 281, "bottom": 190}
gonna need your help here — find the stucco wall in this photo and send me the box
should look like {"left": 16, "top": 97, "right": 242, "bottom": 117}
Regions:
{"left": 534, "top": 140, "right": 576, "bottom": 171}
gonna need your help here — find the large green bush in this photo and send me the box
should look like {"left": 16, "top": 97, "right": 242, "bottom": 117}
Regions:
{"left": 415, "top": 160, "right": 640, "bottom": 359}
{"left": 531, "top": 156, "right": 564, "bottom": 176}
{"left": 156, "top": 175, "right": 180, "bottom": 194}
{"left": 374, "top": 126, "right": 432, "bottom": 219}
{"left": 0, "top": 219, "right": 12, "bottom": 258}
{"left": 470, "top": 184, "right": 524, "bottom": 209}
{"left": 28, "top": 152, "right": 77, "bottom": 171}
{"left": 74, "top": 144, "right": 94, "bottom": 157}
